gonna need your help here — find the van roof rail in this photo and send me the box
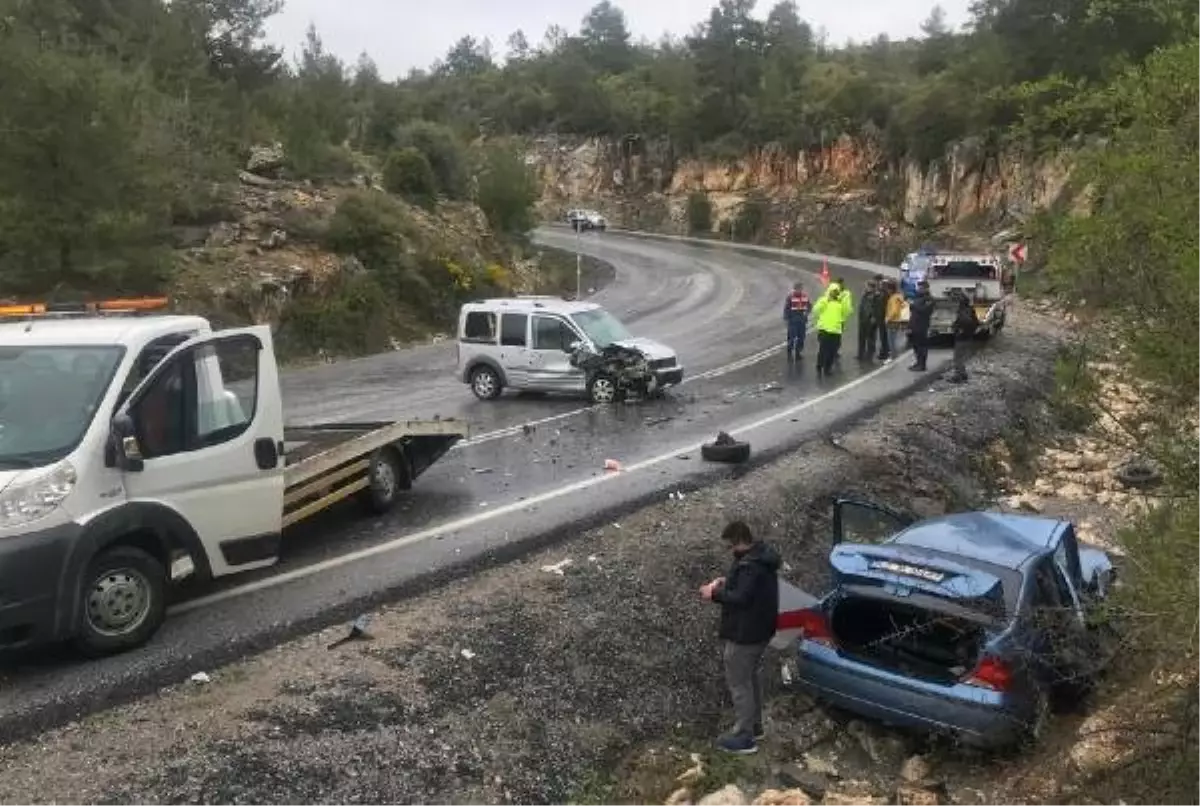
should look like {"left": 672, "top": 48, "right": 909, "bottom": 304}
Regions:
{"left": 0, "top": 297, "right": 171, "bottom": 320}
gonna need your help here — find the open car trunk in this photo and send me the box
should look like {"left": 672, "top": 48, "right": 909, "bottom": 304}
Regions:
{"left": 829, "top": 592, "right": 988, "bottom": 684}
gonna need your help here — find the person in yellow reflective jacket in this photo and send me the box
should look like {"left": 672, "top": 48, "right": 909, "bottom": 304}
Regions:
{"left": 812, "top": 285, "right": 850, "bottom": 375}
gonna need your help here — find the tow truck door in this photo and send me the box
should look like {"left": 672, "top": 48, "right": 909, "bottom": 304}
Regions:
{"left": 115, "top": 326, "right": 285, "bottom": 577}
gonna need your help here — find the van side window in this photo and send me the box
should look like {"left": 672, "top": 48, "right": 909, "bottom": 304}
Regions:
{"left": 532, "top": 316, "right": 574, "bottom": 351}
{"left": 500, "top": 313, "right": 528, "bottom": 347}
{"left": 462, "top": 311, "right": 496, "bottom": 343}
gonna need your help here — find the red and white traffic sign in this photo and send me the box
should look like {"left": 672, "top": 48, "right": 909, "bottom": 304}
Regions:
{"left": 1008, "top": 242, "right": 1027, "bottom": 263}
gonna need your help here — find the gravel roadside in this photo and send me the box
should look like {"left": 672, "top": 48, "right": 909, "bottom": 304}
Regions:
{"left": 0, "top": 303, "right": 1071, "bottom": 805}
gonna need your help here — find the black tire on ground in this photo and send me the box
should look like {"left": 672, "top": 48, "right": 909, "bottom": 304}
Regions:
{"left": 1114, "top": 459, "right": 1162, "bottom": 489}
{"left": 470, "top": 365, "right": 503, "bottom": 401}
{"left": 74, "top": 545, "right": 167, "bottom": 657}
{"left": 701, "top": 439, "right": 751, "bottom": 464}
{"left": 588, "top": 374, "right": 621, "bottom": 404}
{"left": 359, "top": 447, "right": 408, "bottom": 515}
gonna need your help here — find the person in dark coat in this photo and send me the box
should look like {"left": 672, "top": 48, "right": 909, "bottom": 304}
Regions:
{"left": 700, "top": 520, "right": 781, "bottom": 755}
{"left": 907, "top": 280, "right": 936, "bottom": 372}
{"left": 874, "top": 275, "right": 891, "bottom": 359}
{"left": 948, "top": 290, "right": 979, "bottom": 382}
{"left": 856, "top": 279, "right": 881, "bottom": 361}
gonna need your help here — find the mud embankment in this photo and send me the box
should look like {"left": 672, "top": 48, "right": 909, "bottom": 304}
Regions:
{"left": 0, "top": 304, "right": 1084, "bottom": 805}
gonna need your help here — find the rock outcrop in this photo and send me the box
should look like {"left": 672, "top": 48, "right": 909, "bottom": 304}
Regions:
{"left": 527, "top": 134, "right": 1077, "bottom": 257}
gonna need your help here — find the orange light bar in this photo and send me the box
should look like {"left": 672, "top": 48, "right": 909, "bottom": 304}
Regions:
{"left": 0, "top": 296, "right": 170, "bottom": 317}
{"left": 0, "top": 303, "right": 46, "bottom": 316}
{"left": 95, "top": 297, "right": 170, "bottom": 311}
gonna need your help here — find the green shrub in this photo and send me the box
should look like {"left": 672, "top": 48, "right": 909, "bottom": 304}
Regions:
{"left": 475, "top": 143, "right": 539, "bottom": 235}
{"left": 686, "top": 191, "right": 713, "bottom": 234}
{"left": 276, "top": 273, "right": 392, "bottom": 357}
{"left": 394, "top": 120, "right": 468, "bottom": 199}
{"left": 732, "top": 192, "right": 769, "bottom": 242}
{"left": 323, "top": 190, "right": 412, "bottom": 266}
{"left": 382, "top": 147, "right": 437, "bottom": 207}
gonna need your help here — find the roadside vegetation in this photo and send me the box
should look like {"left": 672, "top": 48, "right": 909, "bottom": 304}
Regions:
{"left": 1028, "top": 41, "right": 1198, "bottom": 803}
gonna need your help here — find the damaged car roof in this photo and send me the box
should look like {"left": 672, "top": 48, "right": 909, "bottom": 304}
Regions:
{"left": 890, "top": 511, "right": 1063, "bottom": 570}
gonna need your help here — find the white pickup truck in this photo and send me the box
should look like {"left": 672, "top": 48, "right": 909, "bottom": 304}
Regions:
{"left": 0, "top": 300, "right": 467, "bottom": 656}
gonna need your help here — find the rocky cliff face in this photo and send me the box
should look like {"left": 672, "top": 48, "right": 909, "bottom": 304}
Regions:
{"left": 529, "top": 134, "right": 1074, "bottom": 257}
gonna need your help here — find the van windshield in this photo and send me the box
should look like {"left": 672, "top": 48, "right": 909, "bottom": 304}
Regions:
{"left": 570, "top": 309, "right": 632, "bottom": 348}
{"left": 0, "top": 345, "right": 123, "bottom": 468}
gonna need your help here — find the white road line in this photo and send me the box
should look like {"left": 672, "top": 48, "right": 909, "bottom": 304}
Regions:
{"left": 172, "top": 355, "right": 906, "bottom": 614}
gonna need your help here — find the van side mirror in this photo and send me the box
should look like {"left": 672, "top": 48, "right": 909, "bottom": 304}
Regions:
{"left": 109, "top": 412, "right": 145, "bottom": 472}
{"left": 567, "top": 340, "right": 583, "bottom": 353}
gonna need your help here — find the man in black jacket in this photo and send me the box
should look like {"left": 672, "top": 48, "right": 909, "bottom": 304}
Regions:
{"left": 856, "top": 279, "right": 880, "bottom": 360}
{"left": 907, "top": 280, "right": 936, "bottom": 372}
{"left": 948, "top": 290, "right": 979, "bottom": 382}
{"left": 700, "top": 521, "right": 781, "bottom": 755}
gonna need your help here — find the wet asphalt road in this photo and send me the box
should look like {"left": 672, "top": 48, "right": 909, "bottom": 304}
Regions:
{"left": 0, "top": 230, "right": 939, "bottom": 741}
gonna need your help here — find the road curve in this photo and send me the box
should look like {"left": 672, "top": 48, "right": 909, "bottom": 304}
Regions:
{"left": 280, "top": 227, "right": 803, "bottom": 430}
{"left": 0, "top": 231, "right": 948, "bottom": 743}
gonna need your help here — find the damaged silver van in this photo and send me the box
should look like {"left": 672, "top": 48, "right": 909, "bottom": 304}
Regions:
{"left": 455, "top": 297, "right": 683, "bottom": 403}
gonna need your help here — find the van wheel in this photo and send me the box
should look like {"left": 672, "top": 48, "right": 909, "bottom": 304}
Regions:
{"left": 470, "top": 366, "right": 502, "bottom": 400}
{"left": 588, "top": 374, "right": 619, "bottom": 404}
{"left": 359, "top": 448, "right": 407, "bottom": 514}
{"left": 74, "top": 546, "right": 166, "bottom": 657}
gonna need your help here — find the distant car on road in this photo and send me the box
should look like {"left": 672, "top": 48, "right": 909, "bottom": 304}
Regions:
{"left": 456, "top": 296, "right": 681, "bottom": 403}
{"left": 566, "top": 209, "right": 607, "bottom": 232}
{"left": 774, "top": 499, "right": 1117, "bottom": 749}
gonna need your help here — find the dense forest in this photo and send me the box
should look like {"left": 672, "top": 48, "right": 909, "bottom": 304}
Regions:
{"left": 0, "top": 0, "right": 1194, "bottom": 294}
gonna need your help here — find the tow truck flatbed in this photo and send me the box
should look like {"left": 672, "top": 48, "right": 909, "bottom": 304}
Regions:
{"left": 282, "top": 419, "right": 466, "bottom": 528}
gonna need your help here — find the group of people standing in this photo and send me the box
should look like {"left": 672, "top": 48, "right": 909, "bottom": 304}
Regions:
{"left": 781, "top": 274, "right": 906, "bottom": 375}
{"left": 782, "top": 273, "right": 980, "bottom": 381}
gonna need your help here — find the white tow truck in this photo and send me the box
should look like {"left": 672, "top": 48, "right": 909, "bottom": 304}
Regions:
{"left": 900, "top": 252, "right": 1010, "bottom": 337}
{"left": 0, "top": 299, "right": 467, "bottom": 656}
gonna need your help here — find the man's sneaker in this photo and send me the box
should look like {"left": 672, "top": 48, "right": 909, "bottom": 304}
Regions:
{"left": 909, "top": 364, "right": 926, "bottom": 372}
{"left": 717, "top": 734, "right": 758, "bottom": 755}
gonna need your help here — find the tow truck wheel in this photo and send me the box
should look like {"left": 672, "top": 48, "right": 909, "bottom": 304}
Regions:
{"left": 74, "top": 545, "right": 166, "bottom": 657}
{"left": 360, "top": 448, "right": 407, "bottom": 515}
{"left": 470, "top": 366, "right": 502, "bottom": 400}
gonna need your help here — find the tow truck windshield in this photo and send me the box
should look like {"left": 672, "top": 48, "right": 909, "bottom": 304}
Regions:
{"left": 0, "top": 345, "right": 123, "bottom": 467}
{"left": 571, "top": 309, "right": 632, "bottom": 348}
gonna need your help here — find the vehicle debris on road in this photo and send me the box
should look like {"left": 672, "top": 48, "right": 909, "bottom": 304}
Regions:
{"left": 188, "top": 672, "right": 211, "bottom": 685}
{"left": 540, "top": 558, "right": 574, "bottom": 575}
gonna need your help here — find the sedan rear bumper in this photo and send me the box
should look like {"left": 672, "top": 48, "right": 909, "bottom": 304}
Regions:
{"left": 791, "top": 647, "right": 1032, "bottom": 749}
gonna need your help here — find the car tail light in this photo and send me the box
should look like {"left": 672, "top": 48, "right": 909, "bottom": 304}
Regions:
{"left": 778, "top": 608, "right": 835, "bottom": 647}
{"left": 964, "top": 656, "right": 1013, "bottom": 692}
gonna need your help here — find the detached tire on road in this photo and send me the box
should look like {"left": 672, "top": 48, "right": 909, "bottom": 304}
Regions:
{"left": 701, "top": 439, "right": 751, "bottom": 464}
{"left": 360, "top": 447, "right": 408, "bottom": 515}
{"left": 74, "top": 545, "right": 167, "bottom": 657}
{"left": 470, "top": 365, "right": 502, "bottom": 401}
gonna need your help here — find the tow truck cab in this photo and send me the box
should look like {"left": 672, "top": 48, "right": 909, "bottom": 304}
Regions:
{"left": 0, "top": 300, "right": 465, "bottom": 656}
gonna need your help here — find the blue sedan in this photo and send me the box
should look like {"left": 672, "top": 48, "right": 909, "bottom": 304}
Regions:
{"left": 774, "top": 499, "right": 1116, "bottom": 749}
